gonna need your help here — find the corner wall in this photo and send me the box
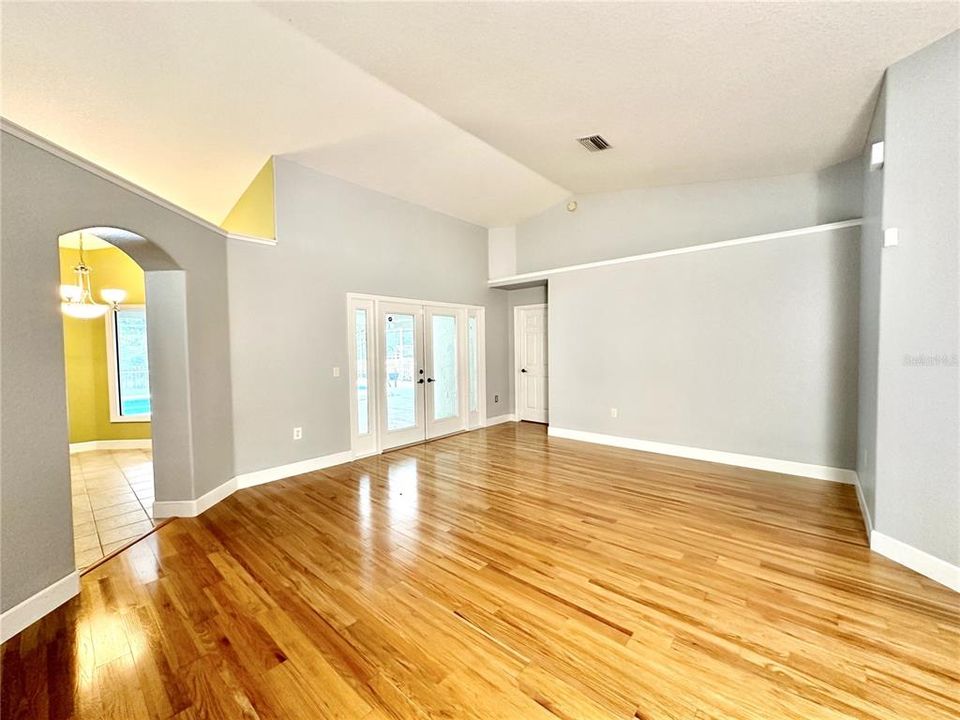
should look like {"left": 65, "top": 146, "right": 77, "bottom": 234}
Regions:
{"left": 868, "top": 32, "right": 959, "bottom": 568}
{"left": 515, "top": 160, "right": 863, "bottom": 273}
{"left": 0, "top": 130, "right": 235, "bottom": 615}
{"left": 228, "top": 158, "right": 511, "bottom": 475}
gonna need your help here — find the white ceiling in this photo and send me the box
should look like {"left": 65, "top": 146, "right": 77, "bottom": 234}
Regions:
{"left": 266, "top": 1, "right": 959, "bottom": 194}
{"left": 3, "top": 2, "right": 957, "bottom": 228}
{"left": 1, "top": 2, "right": 565, "bottom": 227}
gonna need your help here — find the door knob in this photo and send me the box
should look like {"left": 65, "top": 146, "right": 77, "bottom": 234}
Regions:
{"left": 417, "top": 378, "right": 424, "bottom": 384}
{"left": 426, "top": 377, "right": 435, "bottom": 383}
{"left": 521, "top": 368, "right": 527, "bottom": 373}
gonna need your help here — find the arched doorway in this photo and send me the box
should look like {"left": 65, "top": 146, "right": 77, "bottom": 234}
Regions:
{"left": 56, "top": 226, "right": 192, "bottom": 571}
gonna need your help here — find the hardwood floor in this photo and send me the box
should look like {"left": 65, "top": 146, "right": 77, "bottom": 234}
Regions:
{"left": 2, "top": 422, "right": 957, "bottom": 719}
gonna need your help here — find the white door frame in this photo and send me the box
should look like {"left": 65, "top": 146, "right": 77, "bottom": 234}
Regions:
{"left": 514, "top": 303, "right": 548, "bottom": 423}
{"left": 347, "top": 293, "right": 486, "bottom": 456}
{"left": 347, "top": 297, "right": 378, "bottom": 458}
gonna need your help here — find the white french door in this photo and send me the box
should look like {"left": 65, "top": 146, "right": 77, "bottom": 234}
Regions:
{"left": 424, "top": 305, "right": 467, "bottom": 440}
{"left": 350, "top": 295, "right": 482, "bottom": 455}
{"left": 379, "top": 303, "right": 426, "bottom": 449}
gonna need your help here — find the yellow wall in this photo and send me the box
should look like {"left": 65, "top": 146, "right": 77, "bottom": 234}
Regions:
{"left": 220, "top": 157, "right": 276, "bottom": 239}
{"left": 60, "top": 245, "right": 151, "bottom": 443}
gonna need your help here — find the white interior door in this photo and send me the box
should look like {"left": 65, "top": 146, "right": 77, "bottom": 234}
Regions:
{"left": 379, "top": 303, "right": 425, "bottom": 449}
{"left": 516, "top": 305, "right": 548, "bottom": 423}
{"left": 425, "top": 306, "right": 467, "bottom": 439}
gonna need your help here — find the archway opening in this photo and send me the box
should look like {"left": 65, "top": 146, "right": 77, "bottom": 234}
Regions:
{"left": 57, "top": 226, "right": 184, "bottom": 571}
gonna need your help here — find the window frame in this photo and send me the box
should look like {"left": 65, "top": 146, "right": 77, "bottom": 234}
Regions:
{"left": 105, "top": 304, "right": 151, "bottom": 423}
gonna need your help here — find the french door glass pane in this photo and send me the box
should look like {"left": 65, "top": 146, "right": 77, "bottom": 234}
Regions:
{"left": 468, "top": 316, "right": 478, "bottom": 413}
{"left": 432, "top": 314, "right": 458, "bottom": 420}
{"left": 115, "top": 309, "right": 151, "bottom": 416}
{"left": 355, "top": 308, "right": 369, "bottom": 435}
{"left": 385, "top": 313, "right": 416, "bottom": 431}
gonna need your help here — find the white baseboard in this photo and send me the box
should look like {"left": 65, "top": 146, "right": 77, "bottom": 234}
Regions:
{"left": 547, "top": 427, "right": 857, "bottom": 484}
{"left": 871, "top": 532, "right": 960, "bottom": 593}
{"left": 853, "top": 476, "right": 874, "bottom": 542}
{"left": 69, "top": 438, "right": 152, "bottom": 454}
{"left": 152, "top": 450, "right": 354, "bottom": 517}
{"left": 152, "top": 476, "right": 238, "bottom": 518}
{"left": 0, "top": 571, "right": 80, "bottom": 643}
{"left": 233, "top": 450, "right": 354, "bottom": 489}
{"left": 484, "top": 413, "right": 517, "bottom": 426}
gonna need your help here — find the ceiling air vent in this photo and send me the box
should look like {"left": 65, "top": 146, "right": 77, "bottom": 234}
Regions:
{"left": 577, "top": 135, "right": 611, "bottom": 152}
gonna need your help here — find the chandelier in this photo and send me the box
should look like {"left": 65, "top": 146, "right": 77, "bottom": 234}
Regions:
{"left": 60, "top": 233, "right": 127, "bottom": 319}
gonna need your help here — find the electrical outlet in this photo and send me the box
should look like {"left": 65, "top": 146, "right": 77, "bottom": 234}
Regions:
{"left": 610, "top": 408, "right": 618, "bottom": 418}
{"left": 293, "top": 426, "right": 303, "bottom": 440}
{"left": 883, "top": 227, "right": 899, "bottom": 247}
{"left": 332, "top": 366, "right": 340, "bottom": 377}
{"left": 494, "top": 394, "right": 500, "bottom": 403}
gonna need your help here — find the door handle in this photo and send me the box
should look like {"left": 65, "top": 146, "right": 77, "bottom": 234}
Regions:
{"left": 417, "top": 378, "right": 424, "bottom": 384}
{"left": 520, "top": 368, "right": 527, "bottom": 373}
{"left": 426, "top": 377, "right": 435, "bottom": 383}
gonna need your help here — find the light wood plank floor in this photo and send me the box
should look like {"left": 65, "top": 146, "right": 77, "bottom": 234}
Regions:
{"left": 3, "top": 422, "right": 958, "bottom": 719}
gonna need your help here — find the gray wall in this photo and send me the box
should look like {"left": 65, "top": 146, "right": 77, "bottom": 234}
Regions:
{"left": 549, "top": 228, "right": 860, "bottom": 468}
{"left": 228, "top": 158, "right": 509, "bottom": 474}
{"left": 857, "top": 83, "right": 886, "bottom": 526}
{"left": 872, "top": 32, "right": 959, "bottom": 564}
{"left": 516, "top": 160, "right": 863, "bottom": 273}
{"left": 0, "top": 131, "right": 235, "bottom": 612}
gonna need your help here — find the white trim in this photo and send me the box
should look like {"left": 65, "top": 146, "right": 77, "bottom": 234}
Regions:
{"left": 466, "top": 307, "right": 487, "bottom": 429}
{"left": 0, "top": 572, "right": 80, "bottom": 643}
{"left": 484, "top": 413, "right": 517, "bottom": 426}
{"left": 489, "top": 219, "right": 864, "bottom": 288}
{"left": 152, "top": 476, "right": 238, "bottom": 518}
{"left": 854, "top": 476, "right": 874, "bottom": 542}
{"left": 225, "top": 232, "right": 277, "bottom": 246}
{"left": 547, "top": 427, "right": 857, "bottom": 484}
{"left": 346, "top": 291, "right": 484, "bottom": 311}
{"left": 1, "top": 119, "right": 275, "bottom": 246}
{"left": 69, "top": 438, "right": 152, "bottom": 454}
{"left": 871, "top": 532, "right": 960, "bottom": 593}
{"left": 347, "top": 297, "right": 378, "bottom": 457}
{"left": 233, "top": 450, "right": 354, "bottom": 489}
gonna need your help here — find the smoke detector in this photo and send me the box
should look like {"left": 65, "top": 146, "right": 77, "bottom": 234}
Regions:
{"left": 576, "top": 135, "right": 611, "bottom": 152}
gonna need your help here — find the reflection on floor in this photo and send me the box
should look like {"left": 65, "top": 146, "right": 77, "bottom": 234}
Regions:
{"left": 8, "top": 423, "right": 954, "bottom": 719}
{"left": 70, "top": 448, "right": 158, "bottom": 570}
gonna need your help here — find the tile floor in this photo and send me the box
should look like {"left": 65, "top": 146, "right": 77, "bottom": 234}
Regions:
{"left": 70, "top": 448, "right": 159, "bottom": 570}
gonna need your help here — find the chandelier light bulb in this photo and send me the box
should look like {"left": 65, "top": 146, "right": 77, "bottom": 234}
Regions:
{"left": 101, "top": 288, "right": 127, "bottom": 306}
{"left": 60, "top": 284, "right": 83, "bottom": 302}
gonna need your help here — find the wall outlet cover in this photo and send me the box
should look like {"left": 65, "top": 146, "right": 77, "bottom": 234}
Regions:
{"left": 293, "top": 426, "right": 303, "bottom": 440}
{"left": 883, "top": 227, "right": 899, "bottom": 247}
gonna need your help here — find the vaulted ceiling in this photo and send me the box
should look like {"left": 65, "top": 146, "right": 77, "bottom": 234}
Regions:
{"left": 2, "top": 2, "right": 957, "bottom": 228}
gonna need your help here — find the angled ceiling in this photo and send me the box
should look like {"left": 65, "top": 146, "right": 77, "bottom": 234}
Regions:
{"left": 2, "top": 2, "right": 957, "bottom": 229}
{"left": 0, "top": 2, "right": 565, "bottom": 227}
{"left": 266, "top": 1, "right": 959, "bottom": 194}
